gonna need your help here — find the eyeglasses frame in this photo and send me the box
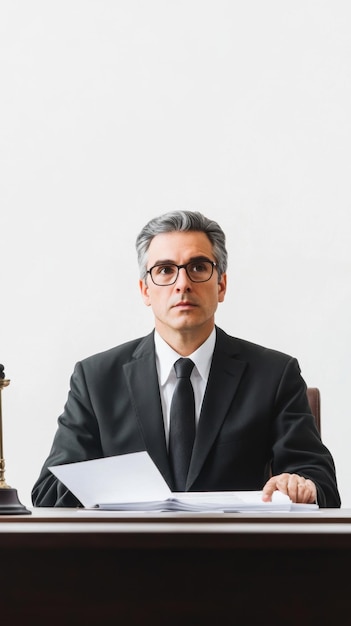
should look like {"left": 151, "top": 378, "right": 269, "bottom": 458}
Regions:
{"left": 146, "top": 259, "right": 218, "bottom": 286}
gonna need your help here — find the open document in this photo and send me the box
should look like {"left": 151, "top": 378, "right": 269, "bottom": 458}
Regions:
{"left": 49, "top": 451, "right": 319, "bottom": 512}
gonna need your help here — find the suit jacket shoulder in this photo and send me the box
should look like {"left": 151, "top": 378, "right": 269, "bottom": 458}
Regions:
{"left": 215, "top": 326, "right": 298, "bottom": 372}
{"left": 77, "top": 332, "right": 155, "bottom": 376}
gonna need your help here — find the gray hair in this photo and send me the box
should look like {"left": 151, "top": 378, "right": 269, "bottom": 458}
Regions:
{"left": 136, "top": 210, "right": 228, "bottom": 280}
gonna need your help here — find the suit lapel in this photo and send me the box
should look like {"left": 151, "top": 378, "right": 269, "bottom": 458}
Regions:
{"left": 123, "top": 329, "right": 247, "bottom": 492}
{"left": 186, "top": 329, "right": 247, "bottom": 489}
{"left": 123, "top": 333, "right": 173, "bottom": 488}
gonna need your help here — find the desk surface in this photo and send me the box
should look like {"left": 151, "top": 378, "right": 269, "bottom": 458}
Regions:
{"left": 1, "top": 506, "right": 351, "bottom": 548}
{"left": 2, "top": 505, "right": 351, "bottom": 522}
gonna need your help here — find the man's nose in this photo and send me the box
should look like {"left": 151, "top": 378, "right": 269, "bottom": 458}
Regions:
{"left": 175, "top": 266, "right": 192, "bottom": 289}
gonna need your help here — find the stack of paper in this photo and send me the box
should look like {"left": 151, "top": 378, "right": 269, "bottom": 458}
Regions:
{"left": 49, "top": 450, "right": 318, "bottom": 512}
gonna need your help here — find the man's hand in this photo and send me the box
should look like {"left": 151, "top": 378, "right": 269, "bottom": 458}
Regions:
{"left": 262, "top": 473, "right": 317, "bottom": 503}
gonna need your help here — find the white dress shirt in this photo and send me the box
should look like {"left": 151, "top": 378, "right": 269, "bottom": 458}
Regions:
{"left": 154, "top": 328, "right": 216, "bottom": 447}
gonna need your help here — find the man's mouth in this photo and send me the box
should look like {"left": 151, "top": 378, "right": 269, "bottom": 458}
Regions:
{"left": 173, "top": 301, "right": 196, "bottom": 308}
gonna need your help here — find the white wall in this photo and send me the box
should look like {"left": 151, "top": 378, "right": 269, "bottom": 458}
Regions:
{"left": 1, "top": 1, "right": 350, "bottom": 507}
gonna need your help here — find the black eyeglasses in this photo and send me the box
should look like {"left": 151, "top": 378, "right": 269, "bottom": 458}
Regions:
{"left": 146, "top": 259, "right": 217, "bottom": 286}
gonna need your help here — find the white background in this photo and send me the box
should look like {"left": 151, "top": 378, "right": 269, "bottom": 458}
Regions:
{"left": 1, "top": 1, "right": 350, "bottom": 507}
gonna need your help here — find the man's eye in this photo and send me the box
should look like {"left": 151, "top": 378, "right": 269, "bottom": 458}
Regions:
{"left": 156, "top": 265, "right": 176, "bottom": 275}
{"left": 191, "top": 263, "right": 207, "bottom": 273}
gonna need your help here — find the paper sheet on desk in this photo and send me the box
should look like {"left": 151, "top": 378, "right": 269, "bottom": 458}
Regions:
{"left": 49, "top": 451, "right": 171, "bottom": 508}
{"left": 49, "top": 451, "right": 319, "bottom": 512}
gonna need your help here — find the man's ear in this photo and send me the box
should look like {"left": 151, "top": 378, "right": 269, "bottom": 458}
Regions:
{"left": 139, "top": 279, "right": 151, "bottom": 306}
{"left": 218, "top": 272, "right": 227, "bottom": 303}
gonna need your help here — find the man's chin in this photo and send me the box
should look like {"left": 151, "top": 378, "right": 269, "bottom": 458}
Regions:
{"left": 171, "top": 316, "right": 205, "bottom": 333}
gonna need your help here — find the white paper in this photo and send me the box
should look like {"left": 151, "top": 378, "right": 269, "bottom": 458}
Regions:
{"left": 49, "top": 451, "right": 318, "bottom": 512}
{"left": 49, "top": 451, "right": 171, "bottom": 508}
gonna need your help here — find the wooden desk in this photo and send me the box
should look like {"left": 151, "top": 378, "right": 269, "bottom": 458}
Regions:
{"left": 1, "top": 508, "right": 351, "bottom": 625}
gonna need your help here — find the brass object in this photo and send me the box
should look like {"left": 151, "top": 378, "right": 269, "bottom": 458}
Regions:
{"left": 0, "top": 376, "right": 11, "bottom": 488}
{"left": 0, "top": 365, "right": 31, "bottom": 514}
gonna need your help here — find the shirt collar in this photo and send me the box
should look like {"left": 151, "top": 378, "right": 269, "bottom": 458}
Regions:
{"left": 154, "top": 327, "right": 216, "bottom": 385}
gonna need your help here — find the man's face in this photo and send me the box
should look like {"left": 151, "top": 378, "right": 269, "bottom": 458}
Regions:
{"left": 139, "top": 231, "right": 227, "bottom": 342}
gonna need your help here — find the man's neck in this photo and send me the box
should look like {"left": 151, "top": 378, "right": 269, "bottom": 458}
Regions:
{"left": 155, "top": 324, "right": 215, "bottom": 356}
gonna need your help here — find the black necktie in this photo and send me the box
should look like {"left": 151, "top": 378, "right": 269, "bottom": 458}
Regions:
{"left": 169, "top": 358, "right": 195, "bottom": 492}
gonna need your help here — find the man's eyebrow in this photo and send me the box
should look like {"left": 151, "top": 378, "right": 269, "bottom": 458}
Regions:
{"left": 151, "top": 259, "right": 176, "bottom": 266}
{"left": 189, "top": 256, "right": 214, "bottom": 263}
{"left": 151, "top": 256, "right": 213, "bottom": 266}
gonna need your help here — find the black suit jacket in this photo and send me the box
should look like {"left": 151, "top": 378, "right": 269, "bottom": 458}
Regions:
{"left": 31, "top": 327, "right": 341, "bottom": 507}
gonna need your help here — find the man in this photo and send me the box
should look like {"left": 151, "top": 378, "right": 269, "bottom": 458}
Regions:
{"left": 32, "top": 211, "right": 340, "bottom": 507}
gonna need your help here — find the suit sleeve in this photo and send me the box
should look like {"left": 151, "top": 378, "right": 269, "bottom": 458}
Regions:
{"left": 32, "top": 362, "right": 103, "bottom": 507}
{"left": 271, "top": 357, "right": 340, "bottom": 508}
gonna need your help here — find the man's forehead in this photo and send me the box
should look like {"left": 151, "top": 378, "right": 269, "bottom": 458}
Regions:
{"left": 148, "top": 230, "right": 212, "bottom": 256}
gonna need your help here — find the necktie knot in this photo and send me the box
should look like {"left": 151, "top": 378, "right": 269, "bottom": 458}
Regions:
{"left": 174, "top": 358, "right": 194, "bottom": 379}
